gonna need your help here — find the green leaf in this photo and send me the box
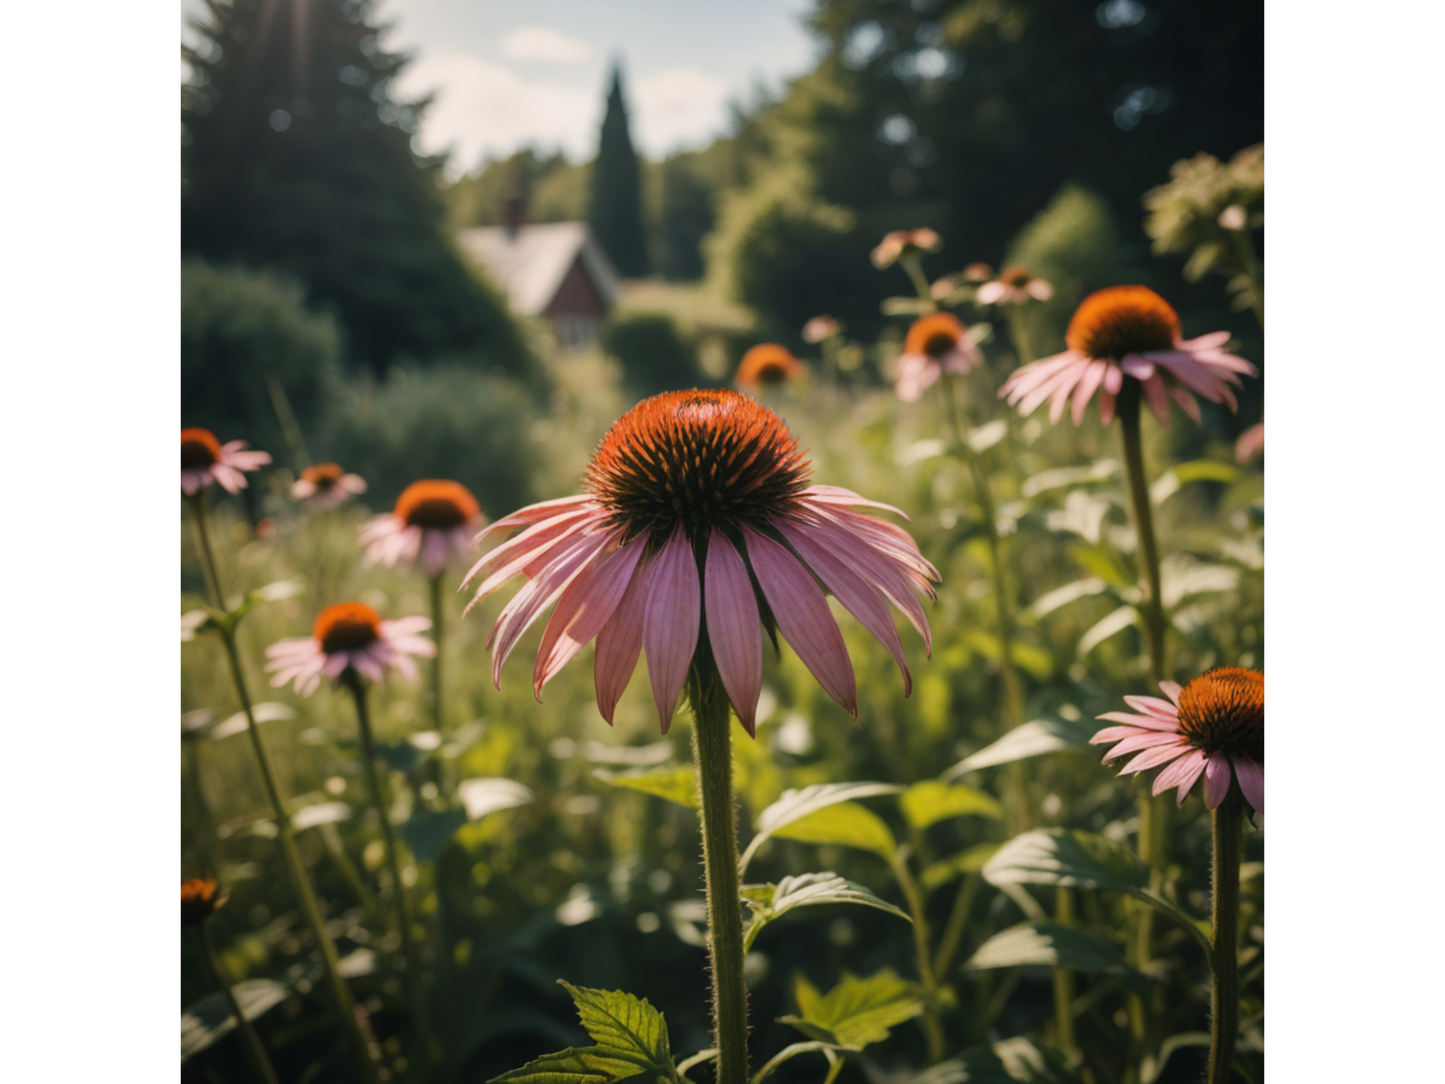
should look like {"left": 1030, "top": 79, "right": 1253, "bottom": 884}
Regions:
{"left": 910, "top": 1040, "right": 1082, "bottom": 1084}
{"left": 739, "top": 782, "right": 902, "bottom": 873}
{"left": 881, "top": 296, "right": 930, "bottom": 315}
{"left": 458, "top": 777, "right": 535, "bottom": 820}
{"left": 1150, "top": 459, "right": 1242, "bottom": 504}
{"left": 780, "top": 971, "right": 925, "bottom": 1049}
{"left": 770, "top": 802, "right": 897, "bottom": 860}
{"left": 907, "top": 1049, "right": 1016, "bottom": 1084}
{"left": 752, "top": 1042, "right": 849, "bottom": 1084}
{"left": 967, "top": 921, "right": 1130, "bottom": 974}
{"left": 404, "top": 807, "right": 468, "bottom": 864}
{"left": 492, "top": 984, "right": 676, "bottom": 1084}
{"left": 743, "top": 872, "right": 910, "bottom": 950}
{"left": 1021, "top": 460, "right": 1120, "bottom": 499}
{"left": 901, "top": 781, "right": 1003, "bottom": 829}
{"left": 1028, "top": 577, "right": 1108, "bottom": 618}
{"left": 1066, "top": 544, "right": 1133, "bottom": 588}
{"left": 181, "top": 979, "right": 291, "bottom": 1060}
{"left": 1077, "top": 606, "right": 1139, "bottom": 657}
{"left": 944, "top": 721, "right": 1091, "bottom": 779}
{"left": 593, "top": 767, "right": 698, "bottom": 810}
{"left": 966, "top": 420, "right": 1008, "bottom": 454}
{"left": 921, "top": 843, "right": 1003, "bottom": 889}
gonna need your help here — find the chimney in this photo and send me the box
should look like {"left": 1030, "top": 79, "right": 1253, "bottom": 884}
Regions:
{"left": 503, "top": 191, "right": 528, "bottom": 239}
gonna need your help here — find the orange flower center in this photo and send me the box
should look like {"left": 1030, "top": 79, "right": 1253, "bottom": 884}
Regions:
{"left": 313, "top": 602, "right": 382, "bottom": 654}
{"left": 181, "top": 877, "right": 223, "bottom": 926}
{"left": 587, "top": 389, "right": 810, "bottom": 545}
{"left": 394, "top": 480, "right": 479, "bottom": 529}
{"left": 738, "top": 344, "right": 801, "bottom": 385}
{"left": 1065, "top": 286, "right": 1181, "bottom": 359}
{"left": 1001, "top": 267, "right": 1033, "bottom": 287}
{"left": 905, "top": 313, "right": 965, "bottom": 360}
{"left": 181, "top": 428, "right": 221, "bottom": 469}
{"left": 303, "top": 462, "right": 345, "bottom": 489}
{"left": 1176, "top": 667, "right": 1263, "bottom": 760}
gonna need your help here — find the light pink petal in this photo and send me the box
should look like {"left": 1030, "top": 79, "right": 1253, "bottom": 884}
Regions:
{"left": 1095, "top": 710, "right": 1178, "bottom": 731}
{"left": 1203, "top": 754, "right": 1233, "bottom": 809}
{"left": 894, "top": 354, "right": 940, "bottom": 402}
{"left": 807, "top": 507, "right": 938, "bottom": 581}
{"left": 211, "top": 465, "right": 246, "bottom": 493}
{"left": 976, "top": 282, "right": 1006, "bottom": 304}
{"left": 420, "top": 530, "right": 452, "bottom": 578}
{"left": 291, "top": 480, "right": 316, "bottom": 499}
{"left": 1001, "top": 353, "right": 1077, "bottom": 404}
{"left": 1046, "top": 362, "right": 1090, "bottom": 424}
{"left": 341, "top": 475, "right": 368, "bottom": 494}
{"left": 642, "top": 528, "right": 702, "bottom": 732}
{"left": 1232, "top": 755, "right": 1264, "bottom": 814}
{"left": 1234, "top": 423, "right": 1265, "bottom": 465}
{"left": 1177, "top": 330, "right": 1232, "bottom": 351}
{"left": 802, "top": 486, "right": 911, "bottom": 521}
{"left": 594, "top": 557, "right": 651, "bottom": 725}
{"left": 350, "top": 651, "right": 387, "bottom": 685}
{"left": 1149, "top": 353, "right": 1235, "bottom": 404}
{"left": 323, "top": 652, "right": 352, "bottom": 679}
{"left": 533, "top": 530, "right": 645, "bottom": 698}
{"left": 1122, "top": 695, "right": 1180, "bottom": 721}
{"left": 1117, "top": 741, "right": 1191, "bottom": 775}
{"left": 1169, "top": 384, "right": 1202, "bottom": 424}
{"left": 704, "top": 531, "right": 763, "bottom": 735}
{"left": 1070, "top": 359, "right": 1109, "bottom": 426}
{"left": 1154, "top": 748, "right": 1208, "bottom": 804}
{"left": 462, "top": 509, "right": 596, "bottom": 595}
{"left": 1097, "top": 390, "right": 1118, "bottom": 427}
{"left": 1140, "top": 373, "right": 1173, "bottom": 426}
{"left": 1091, "top": 724, "right": 1153, "bottom": 745}
{"left": 1100, "top": 729, "right": 1188, "bottom": 763}
{"left": 743, "top": 527, "right": 857, "bottom": 719}
{"left": 1159, "top": 680, "right": 1183, "bottom": 705}
{"left": 476, "top": 495, "right": 599, "bottom": 542}
{"left": 780, "top": 520, "right": 912, "bottom": 696}
{"left": 1102, "top": 364, "right": 1124, "bottom": 396}
{"left": 1119, "top": 356, "right": 1156, "bottom": 381}
{"left": 1019, "top": 357, "right": 1090, "bottom": 417}
{"left": 939, "top": 342, "right": 980, "bottom": 375}
{"left": 357, "top": 514, "right": 402, "bottom": 546}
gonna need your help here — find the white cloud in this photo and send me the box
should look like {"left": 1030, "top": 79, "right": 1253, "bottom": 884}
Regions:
{"left": 500, "top": 26, "right": 592, "bottom": 65}
{"left": 632, "top": 67, "right": 731, "bottom": 155}
{"left": 394, "top": 53, "right": 598, "bottom": 172}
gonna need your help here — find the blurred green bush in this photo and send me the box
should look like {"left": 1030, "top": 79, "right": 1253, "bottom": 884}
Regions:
{"left": 181, "top": 258, "right": 342, "bottom": 456}
{"left": 599, "top": 311, "right": 706, "bottom": 401}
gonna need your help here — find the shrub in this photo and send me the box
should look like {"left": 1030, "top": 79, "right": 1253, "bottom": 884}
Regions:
{"left": 599, "top": 312, "right": 706, "bottom": 401}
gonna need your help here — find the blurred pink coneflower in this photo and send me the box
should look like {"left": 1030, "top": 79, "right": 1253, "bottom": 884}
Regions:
{"left": 464, "top": 389, "right": 939, "bottom": 734}
{"left": 290, "top": 461, "right": 367, "bottom": 510}
{"left": 999, "top": 286, "right": 1257, "bottom": 426}
{"left": 359, "top": 480, "right": 485, "bottom": 578}
{"left": 181, "top": 427, "right": 271, "bottom": 496}
{"left": 265, "top": 602, "right": 434, "bottom": 696}
{"left": 976, "top": 266, "right": 1054, "bottom": 305}
{"left": 801, "top": 315, "right": 841, "bottom": 344}
{"left": 871, "top": 228, "right": 942, "bottom": 268}
{"left": 895, "top": 312, "right": 980, "bottom": 402}
{"left": 1092, "top": 667, "right": 1263, "bottom": 814}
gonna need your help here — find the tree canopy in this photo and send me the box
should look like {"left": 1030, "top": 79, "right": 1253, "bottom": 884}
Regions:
{"left": 587, "top": 65, "right": 649, "bottom": 277}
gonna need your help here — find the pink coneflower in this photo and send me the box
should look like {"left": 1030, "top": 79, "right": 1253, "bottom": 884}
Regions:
{"left": 961, "top": 262, "right": 995, "bottom": 283}
{"left": 801, "top": 316, "right": 841, "bottom": 344}
{"left": 463, "top": 389, "right": 939, "bottom": 735}
{"left": 871, "top": 228, "right": 942, "bottom": 269}
{"left": 1092, "top": 667, "right": 1263, "bottom": 814}
{"left": 736, "top": 344, "right": 807, "bottom": 389}
{"left": 1234, "top": 422, "right": 1264, "bottom": 465}
{"left": 181, "top": 428, "right": 271, "bottom": 496}
{"left": 976, "top": 266, "right": 1054, "bottom": 306}
{"left": 359, "top": 480, "right": 485, "bottom": 578}
{"left": 999, "top": 286, "right": 1258, "bottom": 427}
{"left": 290, "top": 462, "right": 367, "bottom": 510}
{"left": 265, "top": 602, "right": 434, "bottom": 696}
{"left": 894, "top": 313, "right": 980, "bottom": 402}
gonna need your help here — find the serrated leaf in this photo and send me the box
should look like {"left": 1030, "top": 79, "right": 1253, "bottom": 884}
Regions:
{"left": 922, "top": 843, "right": 1004, "bottom": 889}
{"left": 495, "top": 985, "right": 676, "bottom": 1084}
{"left": 740, "top": 783, "right": 902, "bottom": 873}
{"left": 743, "top": 873, "right": 910, "bottom": 950}
{"left": 944, "top": 721, "right": 1091, "bottom": 779}
{"left": 593, "top": 767, "right": 698, "bottom": 810}
{"left": 489, "top": 1046, "right": 653, "bottom": 1084}
{"left": 770, "top": 802, "right": 897, "bottom": 860}
{"left": 967, "top": 921, "right": 1130, "bottom": 973}
{"left": 780, "top": 971, "right": 925, "bottom": 1049}
{"left": 901, "top": 781, "right": 1003, "bottom": 829}
{"left": 181, "top": 979, "right": 291, "bottom": 1061}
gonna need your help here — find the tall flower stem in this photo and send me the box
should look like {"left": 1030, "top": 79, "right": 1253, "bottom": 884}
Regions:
{"left": 901, "top": 255, "right": 937, "bottom": 311}
{"left": 345, "top": 672, "right": 442, "bottom": 1069}
{"left": 1206, "top": 793, "right": 1244, "bottom": 1084}
{"left": 688, "top": 664, "right": 748, "bottom": 1084}
{"left": 1116, "top": 382, "right": 1166, "bottom": 686}
{"left": 193, "top": 923, "right": 282, "bottom": 1084}
{"left": 429, "top": 572, "right": 447, "bottom": 736}
{"left": 1004, "top": 307, "right": 1036, "bottom": 367}
{"left": 887, "top": 852, "right": 945, "bottom": 1063}
{"left": 186, "top": 492, "right": 225, "bottom": 607}
{"left": 187, "top": 495, "right": 381, "bottom": 1084}
{"left": 1051, "top": 888, "right": 1078, "bottom": 1063}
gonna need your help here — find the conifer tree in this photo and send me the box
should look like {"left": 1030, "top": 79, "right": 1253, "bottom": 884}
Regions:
{"left": 587, "top": 65, "right": 648, "bottom": 277}
{"left": 182, "top": 0, "right": 529, "bottom": 376}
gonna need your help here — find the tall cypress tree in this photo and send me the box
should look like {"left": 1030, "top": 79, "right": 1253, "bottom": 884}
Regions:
{"left": 182, "top": 0, "right": 530, "bottom": 376}
{"left": 587, "top": 65, "right": 648, "bottom": 277}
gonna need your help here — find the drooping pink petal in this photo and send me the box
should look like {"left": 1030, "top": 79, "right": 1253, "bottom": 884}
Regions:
{"left": 1046, "top": 362, "right": 1090, "bottom": 424}
{"left": 704, "top": 530, "right": 763, "bottom": 735}
{"left": 594, "top": 557, "right": 651, "bottom": 725}
{"left": 461, "top": 509, "right": 596, "bottom": 595}
{"left": 743, "top": 527, "right": 857, "bottom": 719}
{"left": 476, "top": 495, "right": 599, "bottom": 542}
{"left": 802, "top": 486, "right": 911, "bottom": 521}
{"left": 1019, "top": 357, "right": 1091, "bottom": 417}
{"left": 532, "top": 530, "right": 644, "bottom": 698}
{"left": 420, "top": 530, "right": 452, "bottom": 578}
{"left": 1119, "top": 355, "right": 1156, "bottom": 381}
{"left": 1098, "top": 390, "right": 1118, "bottom": 426}
{"left": 1140, "top": 372, "right": 1173, "bottom": 425}
{"left": 1091, "top": 724, "right": 1153, "bottom": 745}
{"left": 894, "top": 354, "right": 941, "bottom": 402}
{"left": 1159, "top": 680, "right": 1183, "bottom": 704}
{"left": 1123, "top": 695, "right": 1180, "bottom": 721}
{"left": 1169, "top": 384, "right": 1203, "bottom": 424}
{"left": 642, "top": 528, "right": 702, "bottom": 732}
{"left": 1232, "top": 755, "right": 1264, "bottom": 814}
{"left": 1202, "top": 753, "right": 1233, "bottom": 808}
{"left": 781, "top": 519, "right": 913, "bottom": 695}
{"left": 1100, "top": 729, "right": 1188, "bottom": 763}
{"left": 1070, "top": 359, "right": 1110, "bottom": 426}
{"left": 1102, "top": 364, "right": 1124, "bottom": 396}
{"left": 1177, "top": 330, "right": 1232, "bottom": 351}
{"left": 1117, "top": 740, "right": 1192, "bottom": 775}
{"left": 1095, "top": 710, "right": 1179, "bottom": 731}
{"left": 211, "top": 464, "right": 246, "bottom": 493}
{"left": 1001, "top": 353, "right": 1078, "bottom": 405}
{"left": 1153, "top": 748, "right": 1208, "bottom": 804}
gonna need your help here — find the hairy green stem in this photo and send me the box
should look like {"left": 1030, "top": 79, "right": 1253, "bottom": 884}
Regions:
{"left": 194, "top": 923, "right": 281, "bottom": 1084}
{"left": 189, "top": 496, "right": 381, "bottom": 1084}
{"left": 690, "top": 668, "right": 749, "bottom": 1084}
{"left": 345, "top": 673, "right": 441, "bottom": 1068}
{"left": 429, "top": 572, "right": 447, "bottom": 736}
{"left": 1117, "top": 382, "right": 1166, "bottom": 685}
{"left": 888, "top": 852, "right": 945, "bottom": 1063}
{"left": 1207, "top": 794, "right": 1244, "bottom": 1084}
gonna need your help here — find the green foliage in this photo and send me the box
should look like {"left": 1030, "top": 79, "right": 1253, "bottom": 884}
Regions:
{"left": 781, "top": 970, "right": 925, "bottom": 1048}
{"left": 740, "top": 782, "right": 902, "bottom": 873}
{"left": 181, "top": 259, "right": 342, "bottom": 460}
{"left": 320, "top": 365, "right": 539, "bottom": 516}
{"left": 769, "top": 802, "right": 898, "bottom": 861}
{"left": 646, "top": 153, "right": 717, "bottom": 281}
{"left": 743, "top": 873, "right": 911, "bottom": 950}
{"left": 900, "top": 781, "right": 1003, "bottom": 828}
{"left": 182, "top": 0, "right": 530, "bottom": 375}
{"left": 967, "top": 921, "right": 1132, "bottom": 976}
{"left": 944, "top": 721, "right": 1092, "bottom": 779}
{"left": 491, "top": 983, "right": 677, "bottom": 1084}
{"left": 448, "top": 148, "right": 589, "bottom": 230}
{"left": 182, "top": 978, "right": 291, "bottom": 1060}
{"left": 593, "top": 767, "right": 699, "bottom": 810}
{"left": 599, "top": 312, "right": 705, "bottom": 402}
{"left": 589, "top": 67, "right": 648, "bottom": 277}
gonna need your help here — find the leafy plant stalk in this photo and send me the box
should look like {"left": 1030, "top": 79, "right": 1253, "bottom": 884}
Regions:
{"left": 1206, "top": 793, "right": 1244, "bottom": 1084}
{"left": 1116, "top": 381, "right": 1166, "bottom": 686}
{"left": 344, "top": 671, "right": 442, "bottom": 1069}
{"left": 1004, "top": 307, "right": 1036, "bottom": 368}
{"left": 886, "top": 852, "right": 945, "bottom": 1063}
{"left": 429, "top": 571, "right": 447, "bottom": 735}
{"left": 689, "top": 664, "right": 749, "bottom": 1084}
{"left": 193, "top": 922, "right": 282, "bottom": 1084}
{"left": 187, "top": 495, "right": 381, "bottom": 1084}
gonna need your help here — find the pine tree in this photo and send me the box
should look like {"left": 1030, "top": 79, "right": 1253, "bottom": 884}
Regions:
{"left": 587, "top": 65, "right": 648, "bottom": 277}
{"left": 182, "top": 0, "right": 530, "bottom": 377}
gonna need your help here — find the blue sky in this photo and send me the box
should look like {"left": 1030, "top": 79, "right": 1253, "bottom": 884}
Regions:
{"left": 182, "top": 0, "right": 821, "bottom": 174}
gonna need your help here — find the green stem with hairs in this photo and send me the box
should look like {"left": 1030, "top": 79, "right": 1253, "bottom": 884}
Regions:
{"left": 429, "top": 572, "right": 447, "bottom": 736}
{"left": 689, "top": 663, "right": 749, "bottom": 1084}
{"left": 345, "top": 672, "right": 442, "bottom": 1070}
{"left": 194, "top": 922, "right": 281, "bottom": 1084}
{"left": 1207, "top": 793, "right": 1244, "bottom": 1084}
{"left": 1117, "top": 381, "right": 1166, "bottom": 685}
{"left": 887, "top": 851, "right": 945, "bottom": 1063}
{"left": 188, "top": 496, "right": 382, "bottom": 1084}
